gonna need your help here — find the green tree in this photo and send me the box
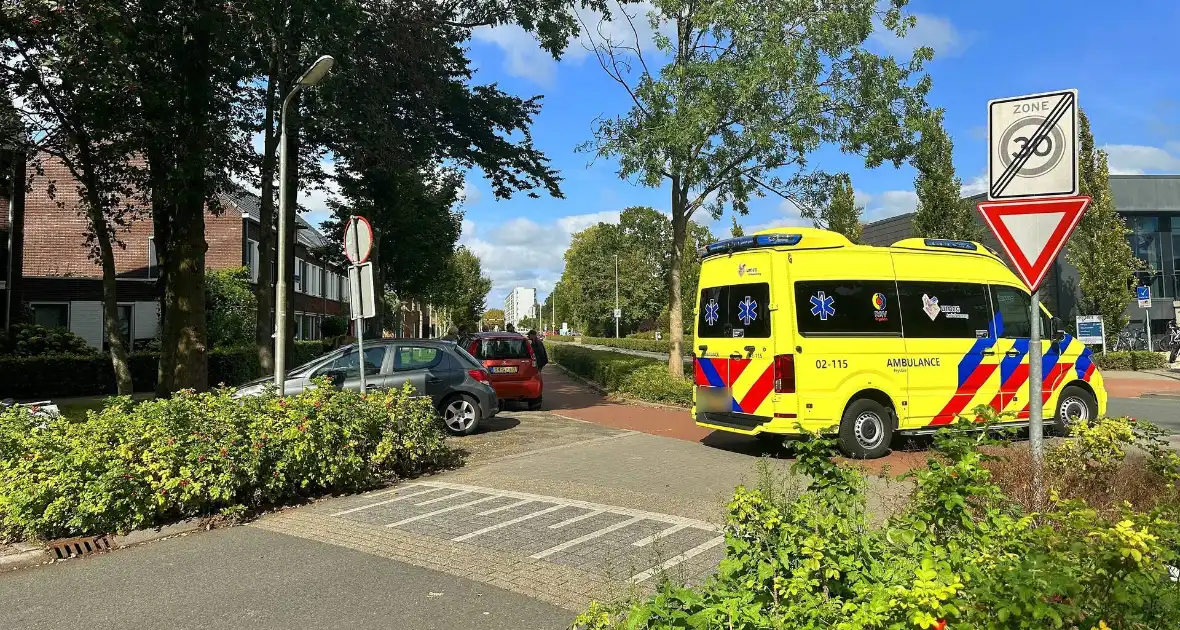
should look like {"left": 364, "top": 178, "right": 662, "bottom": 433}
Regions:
{"left": 912, "top": 108, "right": 980, "bottom": 241}
{"left": 2, "top": 1, "right": 140, "bottom": 394}
{"left": 730, "top": 217, "right": 744, "bottom": 238}
{"left": 1066, "top": 109, "right": 1140, "bottom": 344}
{"left": 205, "top": 267, "right": 257, "bottom": 348}
{"left": 814, "top": 174, "right": 863, "bottom": 243}
{"left": 581, "top": 0, "right": 932, "bottom": 375}
{"left": 482, "top": 308, "right": 506, "bottom": 331}
{"left": 430, "top": 246, "right": 492, "bottom": 331}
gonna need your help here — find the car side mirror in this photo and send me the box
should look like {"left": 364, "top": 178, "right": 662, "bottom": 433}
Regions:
{"left": 1051, "top": 316, "right": 1066, "bottom": 343}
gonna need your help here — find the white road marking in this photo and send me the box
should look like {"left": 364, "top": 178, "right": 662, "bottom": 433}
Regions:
{"left": 416, "top": 481, "right": 719, "bottom": 531}
{"left": 415, "top": 490, "right": 471, "bottom": 506}
{"left": 548, "top": 509, "right": 604, "bottom": 530}
{"left": 386, "top": 495, "right": 502, "bottom": 527}
{"left": 629, "top": 536, "right": 726, "bottom": 583}
{"left": 632, "top": 524, "right": 687, "bottom": 547}
{"left": 366, "top": 483, "right": 423, "bottom": 498}
{"left": 331, "top": 487, "right": 442, "bottom": 517}
{"left": 531, "top": 516, "right": 645, "bottom": 560}
{"left": 477, "top": 499, "right": 532, "bottom": 516}
{"left": 453, "top": 505, "right": 567, "bottom": 542}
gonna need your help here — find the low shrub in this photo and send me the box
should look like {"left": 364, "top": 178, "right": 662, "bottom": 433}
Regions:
{"left": 0, "top": 345, "right": 282, "bottom": 399}
{"left": 1093, "top": 350, "right": 1169, "bottom": 371}
{"left": 576, "top": 420, "right": 1180, "bottom": 628}
{"left": 551, "top": 345, "right": 692, "bottom": 407}
{"left": 0, "top": 381, "right": 456, "bottom": 541}
{"left": 0, "top": 323, "right": 96, "bottom": 356}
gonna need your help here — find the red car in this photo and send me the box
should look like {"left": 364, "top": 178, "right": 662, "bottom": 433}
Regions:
{"left": 462, "top": 332, "right": 543, "bottom": 410}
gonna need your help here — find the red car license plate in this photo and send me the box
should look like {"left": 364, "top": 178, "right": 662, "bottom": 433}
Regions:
{"left": 490, "top": 366, "right": 518, "bottom": 374}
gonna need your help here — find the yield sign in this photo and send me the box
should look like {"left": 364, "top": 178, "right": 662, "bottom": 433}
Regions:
{"left": 977, "top": 196, "right": 1091, "bottom": 291}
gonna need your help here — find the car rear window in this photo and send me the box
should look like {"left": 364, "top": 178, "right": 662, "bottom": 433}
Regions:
{"left": 697, "top": 283, "right": 771, "bottom": 339}
{"left": 476, "top": 338, "right": 532, "bottom": 360}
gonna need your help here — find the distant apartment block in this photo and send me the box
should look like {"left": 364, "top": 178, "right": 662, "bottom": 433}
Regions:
{"left": 504, "top": 287, "right": 536, "bottom": 327}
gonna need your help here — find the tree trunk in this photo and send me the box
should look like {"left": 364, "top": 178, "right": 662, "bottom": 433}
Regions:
{"left": 668, "top": 177, "right": 687, "bottom": 378}
{"left": 87, "top": 202, "right": 134, "bottom": 395}
{"left": 254, "top": 51, "right": 281, "bottom": 377}
{"left": 149, "top": 152, "right": 174, "bottom": 397}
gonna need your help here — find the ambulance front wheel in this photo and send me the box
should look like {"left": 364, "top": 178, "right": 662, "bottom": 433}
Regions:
{"left": 1049, "top": 386, "right": 1097, "bottom": 438}
{"left": 838, "top": 398, "right": 893, "bottom": 459}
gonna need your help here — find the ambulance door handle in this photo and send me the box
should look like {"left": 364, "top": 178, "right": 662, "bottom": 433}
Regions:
{"left": 730, "top": 353, "right": 742, "bottom": 360}
{"left": 982, "top": 350, "right": 996, "bottom": 356}
{"left": 1005, "top": 350, "right": 1021, "bottom": 358}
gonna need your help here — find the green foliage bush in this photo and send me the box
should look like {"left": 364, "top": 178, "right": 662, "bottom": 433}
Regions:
{"left": 1093, "top": 350, "right": 1169, "bottom": 371}
{"left": 0, "top": 323, "right": 97, "bottom": 356}
{"left": 321, "top": 316, "right": 349, "bottom": 339}
{"left": 205, "top": 267, "right": 257, "bottom": 348}
{"left": 0, "top": 381, "right": 456, "bottom": 541}
{"left": 576, "top": 336, "right": 696, "bottom": 354}
{"left": 551, "top": 345, "right": 692, "bottom": 407}
{"left": 576, "top": 419, "right": 1180, "bottom": 629}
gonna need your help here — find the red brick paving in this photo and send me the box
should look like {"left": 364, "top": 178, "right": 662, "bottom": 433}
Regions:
{"left": 1102, "top": 375, "right": 1180, "bottom": 399}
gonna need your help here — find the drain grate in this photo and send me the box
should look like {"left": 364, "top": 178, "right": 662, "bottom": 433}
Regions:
{"left": 47, "top": 535, "right": 112, "bottom": 560}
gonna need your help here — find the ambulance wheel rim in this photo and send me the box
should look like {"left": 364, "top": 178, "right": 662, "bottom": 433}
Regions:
{"left": 1058, "top": 396, "right": 1090, "bottom": 424}
{"left": 853, "top": 411, "right": 885, "bottom": 449}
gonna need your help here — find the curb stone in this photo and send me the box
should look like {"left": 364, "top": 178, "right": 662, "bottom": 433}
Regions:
{"left": 0, "top": 519, "right": 205, "bottom": 574}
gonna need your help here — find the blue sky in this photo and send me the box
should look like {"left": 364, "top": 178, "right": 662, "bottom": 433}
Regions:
{"left": 300, "top": 0, "right": 1180, "bottom": 306}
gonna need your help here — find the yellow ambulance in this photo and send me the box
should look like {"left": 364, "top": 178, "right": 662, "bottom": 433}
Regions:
{"left": 691, "top": 227, "right": 1107, "bottom": 458}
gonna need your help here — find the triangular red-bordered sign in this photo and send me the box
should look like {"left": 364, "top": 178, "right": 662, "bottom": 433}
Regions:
{"left": 977, "top": 196, "right": 1091, "bottom": 292}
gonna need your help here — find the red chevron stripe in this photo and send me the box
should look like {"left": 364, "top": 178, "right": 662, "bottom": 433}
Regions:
{"left": 693, "top": 359, "right": 709, "bottom": 386}
{"left": 984, "top": 364, "right": 1030, "bottom": 418}
{"left": 931, "top": 363, "right": 998, "bottom": 426}
{"left": 1018, "top": 362, "right": 1074, "bottom": 416}
{"left": 737, "top": 364, "right": 775, "bottom": 414}
{"left": 728, "top": 359, "right": 751, "bottom": 387}
{"left": 1083, "top": 362, "right": 1095, "bottom": 381}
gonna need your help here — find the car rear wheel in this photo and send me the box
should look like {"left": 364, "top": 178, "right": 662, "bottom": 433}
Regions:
{"left": 442, "top": 395, "right": 482, "bottom": 436}
{"left": 1049, "top": 385, "right": 1097, "bottom": 437}
{"left": 838, "top": 398, "right": 893, "bottom": 459}
{"left": 527, "top": 396, "right": 543, "bottom": 411}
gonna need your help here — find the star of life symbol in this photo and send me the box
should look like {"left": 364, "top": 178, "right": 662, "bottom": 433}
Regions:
{"left": 704, "top": 299, "right": 720, "bottom": 326}
{"left": 809, "top": 291, "right": 835, "bottom": 321}
{"left": 738, "top": 296, "right": 757, "bottom": 326}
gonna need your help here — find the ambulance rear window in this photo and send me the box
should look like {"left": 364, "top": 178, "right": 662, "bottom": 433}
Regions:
{"left": 697, "top": 283, "right": 771, "bottom": 339}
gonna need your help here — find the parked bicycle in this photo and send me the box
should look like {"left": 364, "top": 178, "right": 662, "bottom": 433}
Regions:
{"left": 1114, "top": 326, "right": 1148, "bottom": 352}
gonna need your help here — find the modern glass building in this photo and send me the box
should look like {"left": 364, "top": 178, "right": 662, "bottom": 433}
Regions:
{"left": 861, "top": 174, "right": 1180, "bottom": 337}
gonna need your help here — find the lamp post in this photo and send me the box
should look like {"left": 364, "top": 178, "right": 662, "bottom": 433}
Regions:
{"left": 614, "top": 254, "right": 620, "bottom": 338}
{"left": 274, "top": 55, "right": 335, "bottom": 393}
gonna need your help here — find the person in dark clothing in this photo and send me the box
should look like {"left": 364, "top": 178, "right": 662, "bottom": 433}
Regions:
{"left": 441, "top": 325, "right": 460, "bottom": 342}
{"left": 506, "top": 323, "right": 515, "bottom": 333}
{"left": 527, "top": 329, "right": 548, "bottom": 371}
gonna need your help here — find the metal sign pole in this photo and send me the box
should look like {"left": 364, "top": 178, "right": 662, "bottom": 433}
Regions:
{"left": 1147, "top": 316, "right": 1153, "bottom": 353}
{"left": 1028, "top": 289, "right": 1045, "bottom": 506}
{"left": 354, "top": 261, "right": 367, "bottom": 396}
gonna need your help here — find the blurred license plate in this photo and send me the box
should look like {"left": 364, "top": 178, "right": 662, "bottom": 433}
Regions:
{"left": 696, "top": 386, "right": 733, "bottom": 413}
{"left": 490, "top": 366, "right": 518, "bottom": 374}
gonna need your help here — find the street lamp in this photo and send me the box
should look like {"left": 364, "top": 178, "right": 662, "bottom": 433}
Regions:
{"left": 274, "top": 55, "right": 335, "bottom": 393}
{"left": 614, "top": 254, "right": 620, "bottom": 339}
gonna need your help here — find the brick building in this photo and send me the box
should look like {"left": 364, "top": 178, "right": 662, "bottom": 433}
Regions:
{"left": 2, "top": 150, "right": 348, "bottom": 349}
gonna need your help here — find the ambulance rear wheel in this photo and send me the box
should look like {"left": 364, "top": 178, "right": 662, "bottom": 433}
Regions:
{"left": 838, "top": 399, "right": 893, "bottom": 459}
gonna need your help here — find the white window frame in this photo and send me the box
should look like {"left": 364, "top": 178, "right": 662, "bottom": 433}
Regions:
{"left": 147, "top": 237, "right": 158, "bottom": 279}
{"left": 294, "top": 257, "right": 304, "bottom": 293}
{"left": 247, "top": 239, "right": 260, "bottom": 283}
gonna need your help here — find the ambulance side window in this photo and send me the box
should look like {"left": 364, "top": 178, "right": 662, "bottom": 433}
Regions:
{"left": 990, "top": 285, "right": 1048, "bottom": 339}
{"left": 897, "top": 282, "right": 991, "bottom": 339}
{"left": 794, "top": 280, "right": 901, "bottom": 336}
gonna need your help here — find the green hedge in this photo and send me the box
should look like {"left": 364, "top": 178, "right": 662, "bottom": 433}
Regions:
{"left": 551, "top": 344, "right": 692, "bottom": 406}
{"left": 576, "top": 335, "right": 696, "bottom": 355}
{"left": 1093, "top": 350, "right": 1169, "bottom": 371}
{"left": 0, "top": 381, "right": 456, "bottom": 541}
{"left": 0, "top": 341, "right": 332, "bottom": 399}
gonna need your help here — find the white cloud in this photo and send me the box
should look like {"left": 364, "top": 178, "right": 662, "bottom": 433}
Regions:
{"left": 858, "top": 189, "right": 919, "bottom": 222}
{"left": 961, "top": 173, "right": 988, "bottom": 197}
{"left": 871, "top": 13, "right": 968, "bottom": 59}
{"left": 460, "top": 177, "right": 483, "bottom": 206}
{"left": 1103, "top": 144, "right": 1180, "bottom": 175}
{"left": 461, "top": 210, "right": 621, "bottom": 301}
{"left": 472, "top": 2, "right": 673, "bottom": 85}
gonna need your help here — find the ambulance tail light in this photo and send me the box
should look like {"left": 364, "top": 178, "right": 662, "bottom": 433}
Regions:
{"left": 773, "top": 354, "right": 795, "bottom": 393}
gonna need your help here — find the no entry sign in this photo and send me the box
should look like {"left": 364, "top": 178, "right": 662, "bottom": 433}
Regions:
{"left": 344, "top": 215, "right": 373, "bottom": 265}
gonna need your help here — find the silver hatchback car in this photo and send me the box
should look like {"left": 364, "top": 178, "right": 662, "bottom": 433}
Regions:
{"left": 233, "top": 339, "right": 499, "bottom": 435}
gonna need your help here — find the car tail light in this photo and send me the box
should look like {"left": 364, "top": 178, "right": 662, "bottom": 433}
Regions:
{"left": 468, "top": 369, "right": 489, "bottom": 384}
{"left": 773, "top": 354, "right": 795, "bottom": 393}
{"left": 526, "top": 341, "right": 537, "bottom": 368}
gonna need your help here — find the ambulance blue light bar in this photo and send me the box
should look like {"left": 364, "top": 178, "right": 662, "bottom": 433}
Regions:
{"left": 698, "top": 233, "right": 803, "bottom": 258}
{"left": 923, "top": 239, "right": 977, "bottom": 251}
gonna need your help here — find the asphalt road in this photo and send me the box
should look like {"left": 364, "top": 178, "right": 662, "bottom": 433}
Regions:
{"left": 1108, "top": 396, "right": 1180, "bottom": 434}
{"left": 0, "top": 526, "right": 572, "bottom": 630}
